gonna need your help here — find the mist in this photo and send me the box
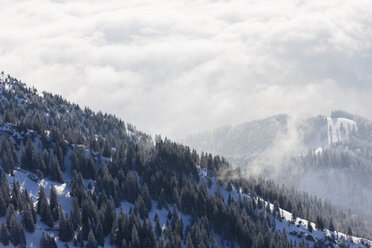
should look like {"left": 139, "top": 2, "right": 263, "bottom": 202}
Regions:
{"left": 1, "top": 0, "right": 372, "bottom": 139}
{"left": 183, "top": 112, "right": 372, "bottom": 218}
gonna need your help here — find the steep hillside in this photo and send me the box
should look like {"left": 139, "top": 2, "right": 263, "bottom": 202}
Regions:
{"left": 0, "top": 73, "right": 370, "bottom": 247}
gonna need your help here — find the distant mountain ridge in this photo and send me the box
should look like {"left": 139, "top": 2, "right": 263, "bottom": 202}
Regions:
{"left": 183, "top": 111, "right": 372, "bottom": 217}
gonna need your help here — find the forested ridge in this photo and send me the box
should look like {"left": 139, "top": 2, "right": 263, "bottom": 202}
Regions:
{"left": 0, "top": 73, "right": 369, "bottom": 247}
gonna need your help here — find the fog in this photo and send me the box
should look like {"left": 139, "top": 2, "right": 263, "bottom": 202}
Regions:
{"left": 1, "top": 0, "right": 372, "bottom": 139}
{"left": 183, "top": 112, "right": 372, "bottom": 218}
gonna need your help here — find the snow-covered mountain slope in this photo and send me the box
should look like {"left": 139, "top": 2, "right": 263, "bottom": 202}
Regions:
{"left": 202, "top": 170, "right": 371, "bottom": 248}
{"left": 0, "top": 118, "right": 369, "bottom": 247}
{"left": 2, "top": 151, "right": 371, "bottom": 248}
{"left": 183, "top": 111, "right": 372, "bottom": 219}
{"left": 327, "top": 117, "right": 358, "bottom": 145}
{"left": 183, "top": 112, "right": 361, "bottom": 161}
{"left": 1, "top": 73, "right": 371, "bottom": 247}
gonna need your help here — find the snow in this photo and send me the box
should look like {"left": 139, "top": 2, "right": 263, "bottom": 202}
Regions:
{"left": 0, "top": 116, "right": 369, "bottom": 247}
{"left": 314, "top": 146, "right": 323, "bottom": 154}
{"left": 218, "top": 175, "right": 371, "bottom": 248}
{"left": 6, "top": 169, "right": 72, "bottom": 214}
{"left": 327, "top": 117, "right": 357, "bottom": 145}
{"left": 0, "top": 72, "right": 5, "bottom": 83}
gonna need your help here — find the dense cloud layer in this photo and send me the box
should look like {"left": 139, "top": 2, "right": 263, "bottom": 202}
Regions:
{"left": 1, "top": 0, "right": 372, "bottom": 138}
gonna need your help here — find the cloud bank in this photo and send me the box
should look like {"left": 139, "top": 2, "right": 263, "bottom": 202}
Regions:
{"left": 1, "top": 0, "right": 372, "bottom": 138}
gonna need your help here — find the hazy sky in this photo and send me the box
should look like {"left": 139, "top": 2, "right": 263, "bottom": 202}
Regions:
{"left": 1, "top": 0, "right": 372, "bottom": 138}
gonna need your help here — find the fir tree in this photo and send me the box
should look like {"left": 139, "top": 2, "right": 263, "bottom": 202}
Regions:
{"left": 59, "top": 213, "right": 74, "bottom": 242}
{"left": 329, "top": 218, "right": 335, "bottom": 232}
{"left": 86, "top": 229, "right": 96, "bottom": 248}
{"left": 130, "top": 225, "right": 141, "bottom": 248}
{"left": 307, "top": 221, "right": 313, "bottom": 233}
{"left": 0, "top": 222, "right": 9, "bottom": 246}
{"left": 49, "top": 185, "right": 60, "bottom": 221}
{"left": 40, "top": 231, "right": 57, "bottom": 248}
{"left": 22, "top": 208, "right": 35, "bottom": 232}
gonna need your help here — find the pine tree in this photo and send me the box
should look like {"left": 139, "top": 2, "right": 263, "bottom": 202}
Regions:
{"left": 347, "top": 227, "right": 353, "bottom": 236}
{"left": 103, "top": 198, "right": 116, "bottom": 235}
{"left": 134, "top": 195, "right": 148, "bottom": 219}
{"left": 36, "top": 185, "right": 47, "bottom": 214}
{"left": 186, "top": 234, "right": 194, "bottom": 248}
{"left": 329, "top": 218, "right": 335, "bottom": 232}
{"left": 41, "top": 231, "right": 57, "bottom": 248}
{"left": 22, "top": 137, "right": 35, "bottom": 170}
{"left": 50, "top": 185, "right": 60, "bottom": 221}
{"left": 22, "top": 208, "right": 35, "bottom": 232}
{"left": 5, "top": 204, "right": 15, "bottom": 229}
{"left": 37, "top": 186, "right": 53, "bottom": 227}
{"left": 95, "top": 220, "right": 104, "bottom": 247}
{"left": 142, "top": 184, "right": 152, "bottom": 211}
{"left": 0, "top": 135, "right": 16, "bottom": 174}
{"left": 8, "top": 214, "right": 26, "bottom": 246}
{"left": 157, "top": 188, "right": 166, "bottom": 210}
{"left": 48, "top": 154, "right": 64, "bottom": 183}
{"left": 0, "top": 192, "right": 7, "bottom": 217}
{"left": 71, "top": 197, "right": 81, "bottom": 231}
{"left": 59, "top": 213, "right": 74, "bottom": 242}
{"left": 307, "top": 221, "right": 313, "bottom": 233}
{"left": 0, "top": 222, "right": 9, "bottom": 246}
{"left": 10, "top": 180, "right": 21, "bottom": 211}
{"left": 315, "top": 216, "right": 325, "bottom": 231}
{"left": 86, "top": 229, "right": 96, "bottom": 248}
{"left": 130, "top": 225, "right": 141, "bottom": 248}
{"left": 40, "top": 231, "right": 48, "bottom": 248}
{"left": 155, "top": 217, "right": 162, "bottom": 238}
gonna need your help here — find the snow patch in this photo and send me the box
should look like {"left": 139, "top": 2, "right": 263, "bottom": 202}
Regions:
{"left": 327, "top": 117, "right": 357, "bottom": 145}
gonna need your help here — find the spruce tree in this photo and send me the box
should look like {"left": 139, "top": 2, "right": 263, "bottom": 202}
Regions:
{"left": 0, "top": 222, "right": 9, "bottom": 246}
{"left": 329, "top": 218, "right": 335, "bottom": 232}
{"left": 307, "top": 221, "right": 313, "bottom": 233}
{"left": 71, "top": 197, "right": 81, "bottom": 231}
{"left": 8, "top": 214, "right": 26, "bottom": 246}
{"left": 130, "top": 225, "right": 141, "bottom": 248}
{"left": 315, "top": 216, "right": 325, "bottom": 231}
{"left": 103, "top": 198, "right": 116, "bottom": 235}
{"left": 37, "top": 186, "right": 53, "bottom": 227}
{"left": 22, "top": 208, "right": 35, "bottom": 232}
{"left": 59, "top": 213, "right": 74, "bottom": 242}
{"left": 41, "top": 231, "right": 57, "bottom": 248}
{"left": 155, "top": 217, "right": 162, "bottom": 238}
{"left": 86, "top": 229, "right": 96, "bottom": 248}
{"left": 142, "top": 184, "right": 152, "bottom": 211}
{"left": 49, "top": 185, "right": 59, "bottom": 221}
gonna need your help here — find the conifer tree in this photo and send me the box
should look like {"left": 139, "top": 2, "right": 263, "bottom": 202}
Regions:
{"left": 307, "top": 221, "right": 313, "bottom": 233}
{"left": 37, "top": 186, "right": 53, "bottom": 227}
{"left": 329, "top": 218, "right": 335, "bottom": 232}
{"left": 316, "top": 216, "right": 325, "bottom": 231}
{"left": 142, "top": 183, "right": 152, "bottom": 211}
{"left": 86, "top": 229, "right": 96, "bottom": 248}
{"left": 155, "top": 217, "right": 162, "bottom": 238}
{"left": 0, "top": 222, "right": 9, "bottom": 246}
{"left": 22, "top": 208, "right": 35, "bottom": 232}
{"left": 130, "top": 225, "right": 141, "bottom": 248}
{"left": 103, "top": 198, "right": 116, "bottom": 235}
{"left": 59, "top": 213, "right": 74, "bottom": 242}
{"left": 71, "top": 197, "right": 81, "bottom": 231}
{"left": 50, "top": 185, "right": 60, "bottom": 221}
{"left": 8, "top": 214, "right": 26, "bottom": 246}
{"left": 41, "top": 231, "right": 57, "bottom": 248}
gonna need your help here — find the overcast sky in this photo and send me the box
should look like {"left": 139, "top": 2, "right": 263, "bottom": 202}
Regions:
{"left": 1, "top": 0, "right": 372, "bottom": 138}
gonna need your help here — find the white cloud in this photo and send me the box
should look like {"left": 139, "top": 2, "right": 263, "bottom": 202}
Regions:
{"left": 1, "top": 0, "right": 372, "bottom": 138}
